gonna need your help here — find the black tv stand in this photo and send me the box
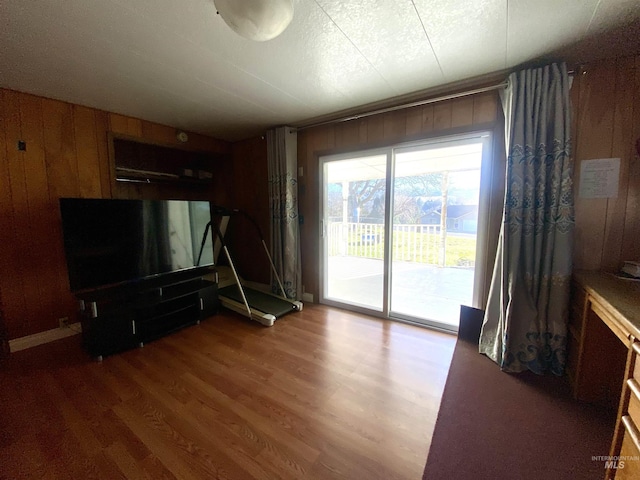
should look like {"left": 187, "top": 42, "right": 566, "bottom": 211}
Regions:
{"left": 76, "top": 268, "right": 218, "bottom": 360}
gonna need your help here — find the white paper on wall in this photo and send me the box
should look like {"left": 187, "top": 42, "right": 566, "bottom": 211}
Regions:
{"left": 579, "top": 158, "right": 621, "bottom": 198}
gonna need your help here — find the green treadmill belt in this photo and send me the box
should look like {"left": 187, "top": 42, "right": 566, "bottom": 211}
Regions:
{"left": 219, "top": 285, "right": 296, "bottom": 319}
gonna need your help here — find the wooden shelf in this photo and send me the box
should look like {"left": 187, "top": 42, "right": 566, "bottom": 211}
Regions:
{"left": 114, "top": 166, "right": 213, "bottom": 185}
{"left": 115, "top": 166, "right": 179, "bottom": 182}
{"left": 111, "top": 135, "right": 219, "bottom": 187}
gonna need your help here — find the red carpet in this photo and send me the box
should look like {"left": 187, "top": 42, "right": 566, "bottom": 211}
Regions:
{"left": 423, "top": 331, "right": 614, "bottom": 479}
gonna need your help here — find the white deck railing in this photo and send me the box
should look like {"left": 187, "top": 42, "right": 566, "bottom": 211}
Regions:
{"left": 327, "top": 222, "right": 445, "bottom": 265}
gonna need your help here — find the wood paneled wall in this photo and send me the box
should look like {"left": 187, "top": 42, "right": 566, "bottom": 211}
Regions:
{"left": 573, "top": 54, "right": 640, "bottom": 271}
{"left": 297, "top": 91, "right": 505, "bottom": 302}
{"left": 230, "top": 136, "right": 271, "bottom": 284}
{"left": 0, "top": 88, "right": 232, "bottom": 339}
{"left": 0, "top": 284, "right": 8, "bottom": 357}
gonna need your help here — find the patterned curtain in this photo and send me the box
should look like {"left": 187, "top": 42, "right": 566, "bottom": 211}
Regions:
{"left": 266, "top": 126, "right": 301, "bottom": 300}
{"left": 479, "top": 63, "right": 574, "bottom": 375}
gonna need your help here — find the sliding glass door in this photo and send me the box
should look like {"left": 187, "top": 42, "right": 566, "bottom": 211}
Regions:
{"left": 320, "top": 133, "right": 491, "bottom": 331}
{"left": 389, "top": 140, "right": 486, "bottom": 328}
{"left": 322, "top": 152, "right": 388, "bottom": 312}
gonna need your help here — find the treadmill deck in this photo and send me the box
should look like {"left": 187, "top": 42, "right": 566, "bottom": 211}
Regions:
{"left": 219, "top": 284, "right": 296, "bottom": 319}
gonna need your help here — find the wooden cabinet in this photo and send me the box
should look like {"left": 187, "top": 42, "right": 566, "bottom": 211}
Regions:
{"left": 569, "top": 271, "right": 640, "bottom": 478}
{"left": 617, "top": 415, "right": 640, "bottom": 479}
{"left": 569, "top": 282, "right": 628, "bottom": 408}
{"left": 111, "top": 134, "right": 225, "bottom": 186}
{"left": 77, "top": 270, "right": 219, "bottom": 360}
{"left": 615, "top": 345, "right": 640, "bottom": 479}
{"left": 566, "top": 282, "right": 588, "bottom": 390}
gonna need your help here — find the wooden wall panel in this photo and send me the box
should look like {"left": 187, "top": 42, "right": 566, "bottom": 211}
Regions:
{"left": 433, "top": 102, "right": 453, "bottom": 131}
{"left": 405, "top": 106, "right": 423, "bottom": 136}
{"left": 573, "top": 54, "right": 640, "bottom": 272}
{"left": 108, "top": 113, "right": 131, "bottom": 136}
{"left": 602, "top": 57, "right": 635, "bottom": 272}
{"left": 42, "top": 99, "right": 79, "bottom": 199}
{"left": 41, "top": 99, "right": 80, "bottom": 327}
{"left": 622, "top": 57, "right": 640, "bottom": 263}
{"left": 334, "top": 120, "right": 352, "bottom": 148}
{"left": 74, "top": 105, "right": 103, "bottom": 198}
{"left": 0, "top": 90, "right": 28, "bottom": 338}
{"left": 472, "top": 92, "right": 498, "bottom": 125}
{"left": 298, "top": 125, "right": 335, "bottom": 299}
{"left": 367, "top": 115, "right": 384, "bottom": 142}
{"left": 141, "top": 121, "right": 176, "bottom": 145}
{"left": 95, "top": 111, "right": 112, "bottom": 199}
{"left": 109, "top": 114, "right": 143, "bottom": 138}
{"left": 383, "top": 111, "right": 406, "bottom": 141}
{"left": 421, "top": 104, "right": 436, "bottom": 133}
{"left": 450, "top": 97, "right": 474, "bottom": 128}
{"left": 0, "top": 88, "right": 232, "bottom": 339}
{"left": 20, "top": 94, "right": 51, "bottom": 234}
{"left": 573, "top": 61, "right": 615, "bottom": 270}
{"left": 17, "top": 93, "right": 52, "bottom": 336}
{"left": 230, "top": 136, "right": 269, "bottom": 284}
{"left": 22, "top": 96, "right": 68, "bottom": 327}
{"left": 296, "top": 92, "right": 503, "bottom": 302}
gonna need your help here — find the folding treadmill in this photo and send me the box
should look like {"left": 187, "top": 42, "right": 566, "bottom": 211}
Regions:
{"left": 199, "top": 206, "right": 302, "bottom": 326}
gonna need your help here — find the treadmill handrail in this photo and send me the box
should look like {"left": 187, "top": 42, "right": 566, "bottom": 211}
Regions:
{"left": 212, "top": 207, "right": 290, "bottom": 301}
{"left": 203, "top": 206, "right": 303, "bottom": 325}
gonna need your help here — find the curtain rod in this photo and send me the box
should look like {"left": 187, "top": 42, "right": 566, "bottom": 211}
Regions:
{"left": 296, "top": 81, "right": 509, "bottom": 131}
{"left": 294, "top": 67, "right": 577, "bottom": 132}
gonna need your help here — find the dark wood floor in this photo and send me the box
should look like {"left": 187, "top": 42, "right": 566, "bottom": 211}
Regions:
{"left": 0, "top": 304, "right": 455, "bottom": 480}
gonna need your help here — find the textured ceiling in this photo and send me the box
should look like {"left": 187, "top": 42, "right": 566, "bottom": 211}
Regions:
{"left": 1, "top": 0, "right": 639, "bottom": 141}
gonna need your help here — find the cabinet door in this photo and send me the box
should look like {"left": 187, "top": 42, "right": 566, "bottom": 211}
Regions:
{"left": 198, "top": 284, "right": 219, "bottom": 319}
{"left": 567, "top": 282, "right": 587, "bottom": 393}
{"left": 82, "top": 308, "right": 137, "bottom": 358}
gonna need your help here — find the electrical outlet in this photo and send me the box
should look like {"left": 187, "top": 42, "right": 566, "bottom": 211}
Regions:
{"left": 59, "top": 317, "right": 70, "bottom": 329}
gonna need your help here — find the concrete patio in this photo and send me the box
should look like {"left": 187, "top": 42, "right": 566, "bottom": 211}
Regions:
{"left": 326, "top": 256, "right": 474, "bottom": 329}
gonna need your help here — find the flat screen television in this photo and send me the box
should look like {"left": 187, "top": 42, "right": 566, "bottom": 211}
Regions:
{"left": 59, "top": 198, "right": 213, "bottom": 292}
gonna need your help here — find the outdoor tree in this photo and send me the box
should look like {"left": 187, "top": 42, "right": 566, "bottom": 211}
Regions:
{"left": 341, "top": 173, "right": 447, "bottom": 221}
{"left": 348, "top": 179, "right": 386, "bottom": 221}
{"left": 393, "top": 172, "right": 444, "bottom": 223}
{"left": 392, "top": 194, "right": 423, "bottom": 223}
{"left": 326, "top": 184, "right": 344, "bottom": 220}
{"left": 395, "top": 172, "right": 443, "bottom": 198}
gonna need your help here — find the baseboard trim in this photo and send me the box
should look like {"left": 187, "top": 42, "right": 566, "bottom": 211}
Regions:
{"left": 9, "top": 323, "right": 82, "bottom": 353}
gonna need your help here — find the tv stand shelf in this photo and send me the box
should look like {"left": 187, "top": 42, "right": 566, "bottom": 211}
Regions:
{"left": 76, "top": 270, "right": 219, "bottom": 360}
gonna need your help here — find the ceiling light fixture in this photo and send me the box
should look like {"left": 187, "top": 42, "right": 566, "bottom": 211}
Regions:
{"left": 214, "top": 0, "right": 294, "bottom": 42}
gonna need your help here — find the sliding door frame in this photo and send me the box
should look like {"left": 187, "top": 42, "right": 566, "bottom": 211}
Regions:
{"left": 319, "top": 147, "right": 392, "bottom": 317}
{"left": 318, "top": 130, "right": 495, "bottom": 331}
